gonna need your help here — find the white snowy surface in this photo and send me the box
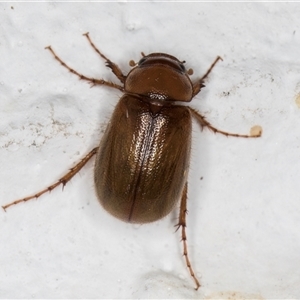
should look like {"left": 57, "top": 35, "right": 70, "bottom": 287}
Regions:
{"left": 1, "top": 2, "right": 300, "bottom": 299}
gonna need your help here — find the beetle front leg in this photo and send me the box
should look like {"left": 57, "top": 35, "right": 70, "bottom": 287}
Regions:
{"left": 189, "top": 108, "right": 262, "bottom": 138}
{"left": 83, "top": 32, "right": 126, "bottom": 84}
{"left": 192, "top": 56, "right": 223, "bottom": 97}
{"left": 45, "top": 46, "right": 124, "bottom": 92}
{"left": 175, "top": 183, "right": 201, "bottom": 290}
{"left": 2, "top": 148, "right": 98, "bottom": 211}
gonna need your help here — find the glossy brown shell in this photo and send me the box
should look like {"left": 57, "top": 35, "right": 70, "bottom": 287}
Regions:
{"left": 125, "top": 65, "right": 193, "bottom": 102}
{"left": 94, "top": 95, "right": 192, "bottom": 223}
{"left": 125, "top": 53, "right": 193, "bottom": 102}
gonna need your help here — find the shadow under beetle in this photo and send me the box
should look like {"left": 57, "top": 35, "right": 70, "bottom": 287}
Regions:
{"left": 3, "top": 32, "right": 262, "bottom": 290}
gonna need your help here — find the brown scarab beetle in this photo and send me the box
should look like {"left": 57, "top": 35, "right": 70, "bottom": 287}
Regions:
{"left": 3, "top": 33, "right": 262, "bottom": 290}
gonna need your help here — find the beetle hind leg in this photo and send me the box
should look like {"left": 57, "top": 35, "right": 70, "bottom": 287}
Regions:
{"left": 2, "top": 148, "right": 98, "bottom": 211}
{"left": 175, "top": 183, "right": 201, "bottom": 290}
{"left": 83, "top": 32, "right": 126, "bottom": 84}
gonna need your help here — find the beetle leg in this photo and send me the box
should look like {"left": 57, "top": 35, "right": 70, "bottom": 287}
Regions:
{"left": 175, "top": 183, "right": 201, "bottom": 290}
{"left": 189, "top": 107, "right": 262, "bottom": 138}
{"left": 192, "top": 56, "right": 223, "bottom": 97}
{"left": 45, "top": 46, "right": 124, "bottom": 92}
{"left": 2, "top": 148, "right": 98, "bottom": 211}
{"left": 83, "top": 32, "right": 126, "bottom": 84}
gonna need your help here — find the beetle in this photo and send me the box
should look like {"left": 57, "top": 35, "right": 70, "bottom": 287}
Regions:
{"left": 2, "top": 32, "right": 262, "bottom": 290}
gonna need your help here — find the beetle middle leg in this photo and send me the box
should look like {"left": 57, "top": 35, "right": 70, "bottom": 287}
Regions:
{"left": 176, "top": 182, "right": 201, "bottom": 290}
{"left": 189, "top": 108, "right": 262, "bottom": 138}
{"left": 45, "top": 46, "right": 124, "bottom": 92}
{"left": 2, "top": 147, "right": 98, "bottom": 211}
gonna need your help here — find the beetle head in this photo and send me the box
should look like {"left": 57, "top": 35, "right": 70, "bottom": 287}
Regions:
{"left": 125, "top": 53, "right": 194, "bottom": 102}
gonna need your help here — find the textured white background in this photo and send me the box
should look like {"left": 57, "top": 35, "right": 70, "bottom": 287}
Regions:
{"left": 1, "top": 2, "right": 300, "bottom": 299}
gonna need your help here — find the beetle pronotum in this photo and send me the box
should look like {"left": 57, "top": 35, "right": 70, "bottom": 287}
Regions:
{"left": 3, "top": 33, "right": 262, "bottom": 290}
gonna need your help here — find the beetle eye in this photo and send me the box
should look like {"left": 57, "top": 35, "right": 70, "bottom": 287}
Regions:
{"left": 138, "top": 57, "right": 147, "bottom": 65}
{"left": 180, "top": 64, "right": 186, "bottom": 72}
